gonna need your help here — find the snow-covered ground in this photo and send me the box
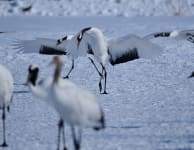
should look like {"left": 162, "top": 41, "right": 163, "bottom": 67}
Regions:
{"left": 1, "top": 16, "right": 194, "bottom": 150}
{"left": 0, "top": 0, "right": 194, "bottom": 16}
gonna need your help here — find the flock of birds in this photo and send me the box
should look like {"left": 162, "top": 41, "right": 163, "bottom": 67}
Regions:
{"left": 1, "top": 27, "right": 194, "bottom": 150}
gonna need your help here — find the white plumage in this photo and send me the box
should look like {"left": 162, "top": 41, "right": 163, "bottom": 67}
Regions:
{"left": 80, "top": 27, "right": 109, "bottom": 65}
{"left": 0, "top": 64, "right": 13, "bottom": 147}
{"left": 73, "top": 27, "right": 162, "bottom": 93}
{"left": 13, "top": 38, "right": 66, "bottom": 54}
{"left": 108, "top": 34, "right": 162, "bottom": 65}
{"left": 0, "top": 65, "right": 13, "bottom": 107}
{"left": 48, "top": 56, "right": 105, "bottom": 150}
{"left": 27, "top": 56, "right": 105, "bottom": 150}
{"left": 50, "top": 77, "right": 104, "bottom": 128}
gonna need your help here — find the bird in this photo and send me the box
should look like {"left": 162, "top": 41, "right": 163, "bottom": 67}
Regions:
{"left": 13, "top": 27, "right": 163, "bottom": 94}
{"left": 48, "top": 56, "right": 105, "bottom": 150}
{"left": 27, "top": 65, "right": 68, "bottom": 150}
{"left": 143, "top": 29, "right": 194, "bottom": 43}
{"left": 0, "top": 64, "right": 13, "bottom": 147}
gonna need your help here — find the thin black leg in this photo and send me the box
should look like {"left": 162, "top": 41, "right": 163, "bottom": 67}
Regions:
{"left": 102, "top": 66, "right": 108, "bottom": 94}
{"left": 77, "top": 128, "right": 82, "bottom": 150}
{"left": 88, "top": 57, "right": 105, "bottom": 93}
{"left": 64, "top": 59, "right": 74, "bottom": 79}
{"left": 71, "top": 127, "right": 80, "bottom": 150}
{"left": 99, "top": 66, "right": 104, "bottom": 93}
{"left": 99, "top": 80, "right": 102, "bottom": 93}
{"left": 0, "top": 106, "right": 8, "bottom": 147}
{"left": 62, "top": 122, "right": 67, "bottom": 150}
{"left": 99, "top": 64, "right": 108, "bottom": 94}
{"left": 7, "top": 95, "right": 13, "bottom": 112}
{"left": 88, "top": 57, "right": 102, "bottom": 77}
{"left": 57, "top": 119, "right": 65, "bottom": 150}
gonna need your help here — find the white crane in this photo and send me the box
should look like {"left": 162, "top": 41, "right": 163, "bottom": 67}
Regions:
{"left": 27, "top": 65, "right": 68, "bottom": 150}
{"left": 0, "top": 64, "right": 13, "bottom": 147}
{"left": 57, "top": 27, "right": 162, "bottom": 94}
{"left": 143, "top": 29, "right": 194, "bottom": 43}
{"left": 13, "top": 27, "right": 163, "bottom": 94}
{"left": 48, "top": 56, "right": 105, "bottom": 150}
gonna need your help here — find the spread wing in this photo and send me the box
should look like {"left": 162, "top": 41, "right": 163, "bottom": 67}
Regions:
{"left": 12, "top": 38, "right": 65, "bottom": 54}
{"left": 108, "top": 34, "right": 163, "bottom": 65}
{"left": 143, "top": 31, "right": 172, "bottom": 40}
{"left": 143, "top": 29, "right": 194, "bottom": 43}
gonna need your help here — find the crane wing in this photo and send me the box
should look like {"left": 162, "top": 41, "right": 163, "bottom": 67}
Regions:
{"left": 143, "top": 31, "right": 171, "bottom": 39}
{"left": 143, "top": 29, "right": 194, "bottom": 43}
{"left": 108, "top": 34, "right": 163, "bottom": 65}
{"left": 12, "top": 38, "right": 66, "bottom": 54}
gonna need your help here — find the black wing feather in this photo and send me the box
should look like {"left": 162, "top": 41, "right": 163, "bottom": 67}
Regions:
{"left": 39, "top": 45, "right": 66, "bottom": 55}
{"left": 109, "top": 48, "right": 139, "bottom": 65}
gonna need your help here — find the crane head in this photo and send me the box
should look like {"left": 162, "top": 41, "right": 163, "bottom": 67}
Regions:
{"left": 56, "top": 35, "right": 68, "bottom": 47}
{"left": 27, "top": 65, "right": 39, "bottom": 86}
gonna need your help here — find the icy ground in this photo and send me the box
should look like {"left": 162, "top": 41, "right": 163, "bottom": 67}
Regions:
{"left": 0, "top": 0, "right": 194, "bottom": 16}
{"left": 1, "top": 16, "right": 194, "bottom": 150}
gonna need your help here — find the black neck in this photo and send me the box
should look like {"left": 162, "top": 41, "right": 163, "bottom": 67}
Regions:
{"left": 77, "top": 27, "right": 92, "bottom": 42}
{"left": 28, "top": 72, "right": 38, "bottom": 86}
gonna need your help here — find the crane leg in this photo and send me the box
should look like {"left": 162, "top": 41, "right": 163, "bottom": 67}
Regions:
{"left": 71, "top": 127, "right": 81, "bottom": 150}
{"left": 62, "top": 121, "right": 67, "bottom": 150}
{"left": 0, "top": 105, "right": 8, "bottom": 147}
{"left": 102, "top": 66, "right": 108, "bottom": 94}
{"left": 88, "top": 57, "right": 105, "bottom": 93}
{"left": 88, "top": 57, "right": 102, "bottom": 77}
{"left": 64, "top": 59, "right": 74, "bottom": 79}
{"left": 57, "top": 119, "right": 67, "bottom": 150}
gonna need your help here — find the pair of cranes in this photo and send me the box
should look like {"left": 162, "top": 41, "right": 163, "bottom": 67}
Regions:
{"left": 14, "top": 27, "right": 194, "bottom": 94}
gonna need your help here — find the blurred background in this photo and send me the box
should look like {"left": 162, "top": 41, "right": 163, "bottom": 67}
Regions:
{"left": 0, "top": 0, "right": 194, "bottom": 16}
